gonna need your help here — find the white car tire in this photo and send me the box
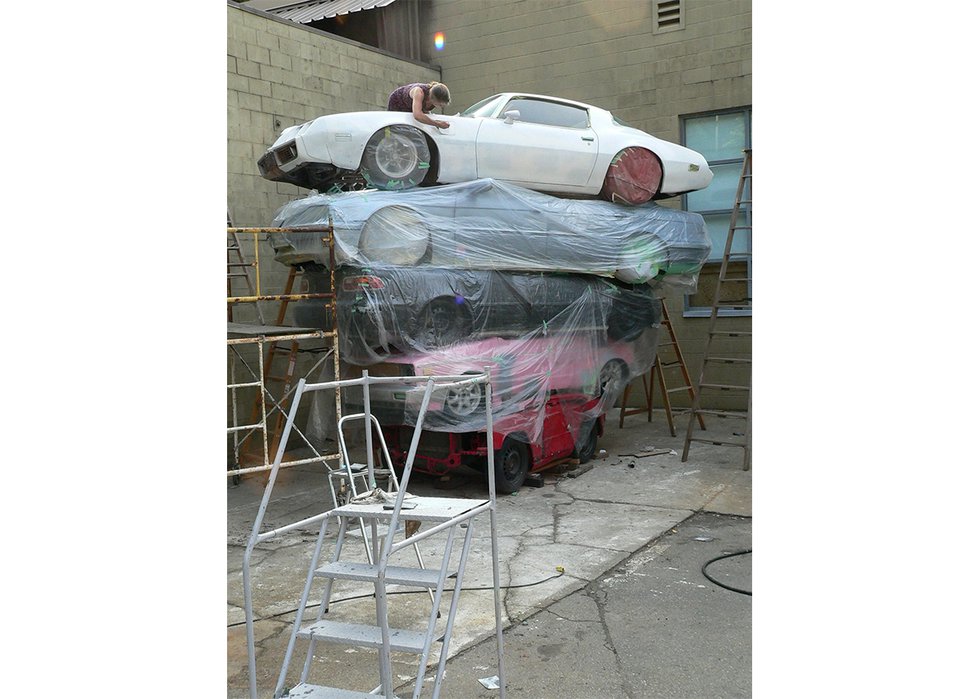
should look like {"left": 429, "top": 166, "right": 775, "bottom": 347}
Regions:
{"left": 360, "top": 125, "right": 431, "bottom": 190}
{"left": 600, "top": 147, "right": 662, "bottom": 206}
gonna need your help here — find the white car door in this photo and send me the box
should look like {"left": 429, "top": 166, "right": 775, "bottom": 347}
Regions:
{"left": 475, "top": 97, "right": 599, "bottom": 189}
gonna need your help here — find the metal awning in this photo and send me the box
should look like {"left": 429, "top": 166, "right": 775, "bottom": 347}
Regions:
{"left": 267, "top": 0, "right": 398, "bottom": 24}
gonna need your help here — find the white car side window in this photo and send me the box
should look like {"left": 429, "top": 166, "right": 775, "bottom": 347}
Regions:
{"left": 500, "top": 99, "right": 590, "bottom": 129}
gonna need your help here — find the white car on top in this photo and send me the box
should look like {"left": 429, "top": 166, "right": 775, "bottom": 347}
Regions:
{"left": 257, "top": 92, "right": 712, "bottom": 205}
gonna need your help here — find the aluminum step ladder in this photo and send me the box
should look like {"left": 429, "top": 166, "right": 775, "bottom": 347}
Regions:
{"left": 682, "top": 149, "right": 752, "bottom": 469}
{"left": 243, "top": 370, "right": 507, "bottom": 699}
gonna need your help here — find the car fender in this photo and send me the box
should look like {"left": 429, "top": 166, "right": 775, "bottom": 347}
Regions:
{"left": 291, "top": 112, "right": 457, "bottom": 172}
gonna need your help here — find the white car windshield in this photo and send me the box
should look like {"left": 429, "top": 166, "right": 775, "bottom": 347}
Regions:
{"left": 460, "top": 95, "right": 503, "bottom": 118}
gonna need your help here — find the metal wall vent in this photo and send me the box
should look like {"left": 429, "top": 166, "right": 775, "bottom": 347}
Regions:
{"left": 654, "top": 0, "right": 685, "bottom": 33}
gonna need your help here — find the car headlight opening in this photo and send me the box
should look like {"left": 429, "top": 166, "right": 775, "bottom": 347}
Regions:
{"left": 359, "top": 206, "right": 429, "bottom": 265}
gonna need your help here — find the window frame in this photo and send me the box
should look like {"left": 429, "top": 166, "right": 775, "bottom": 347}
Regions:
{"left": 680, "top": 106, "right": 752, "bottom": 318}
{"left": 499, "top": 97, "right": 592, "bottom": 130}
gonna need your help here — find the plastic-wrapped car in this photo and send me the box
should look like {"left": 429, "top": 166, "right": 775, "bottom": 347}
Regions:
{"left": 341, "top": 327, "right": 657, "bottom": 436}
{"left": 292, "top": 264, "right": 663, "bottom": 364}
{"left": 269, "top": 178, "right": 711, "bottom": 291}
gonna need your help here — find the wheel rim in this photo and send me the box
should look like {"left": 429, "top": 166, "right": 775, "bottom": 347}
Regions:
{"left": 501, "top": 447, "right": 523, "bottom": 483}
{"left": 599, "top": 361, "right": 626, "bottom": 396}
{"left": 375, "top": 132, "right": 419, "bottom": 179}
{"left": 445, "top": 384, "right": 482, "bottom": 417}
{"left": 420, "top": 299, "right": 466, "bottom": 347}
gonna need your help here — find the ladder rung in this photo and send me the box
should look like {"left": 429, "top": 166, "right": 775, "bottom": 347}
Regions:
{"left": 665, "top": 386, "right": 695, "bottom": 394}
{"left": 720, "top": 277, "right": 751, "bottom": 283}
{"left": 708, "top": 330, "right": 751, "bottom": 337}
{"left": 315, "top": 561, "right": 451, "bottom": 588}
{"left": 299, "top": 620, "right": 436, "bottom": 654}
{"left": 713, "top": 302, "right": 751, "bottom": 308}
{"left": 697, "top": 383, "right": 750, "bottom": 391}
{"left": 658, "top": 360, "right": 683, "bottom": 368}
{"left": 687, "top": 435, "right": 749, "bottom": 447}
{"left": 704, "top": 357, "right": 752, "bottom": 365}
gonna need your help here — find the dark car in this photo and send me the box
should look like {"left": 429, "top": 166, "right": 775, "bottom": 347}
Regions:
{"left": 293, "top": 263, "right": 663, "bottom": 365}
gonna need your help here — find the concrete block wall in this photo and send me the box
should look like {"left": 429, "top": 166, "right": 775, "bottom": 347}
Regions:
{"left": 422, "top": 0, "right": 752, "bottom": 411}
{"left": 227, "top": 2, "right": 441, "bottom": 229}
{"left": 227, "top": 1, "right": 440, "bottom": 329}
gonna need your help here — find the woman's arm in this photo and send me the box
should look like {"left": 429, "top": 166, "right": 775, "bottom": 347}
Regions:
{"left": 410, "top": 86, "right": 450, "bottom": 129}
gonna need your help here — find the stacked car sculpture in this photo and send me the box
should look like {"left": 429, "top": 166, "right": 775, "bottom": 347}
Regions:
{"left": 260, "top": 95, "right": 713, "bottom": 491}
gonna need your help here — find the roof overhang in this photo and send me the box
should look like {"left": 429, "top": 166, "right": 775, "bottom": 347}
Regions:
{"left": 244, "top": 0, "right": 398, "bottom": 24}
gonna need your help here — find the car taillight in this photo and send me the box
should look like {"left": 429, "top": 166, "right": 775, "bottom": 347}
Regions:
{"left": 342, "top": 275, "right": 385, "bottom": 291}
{"left": 274, "top": 142, "right": 297, "bottom": 165}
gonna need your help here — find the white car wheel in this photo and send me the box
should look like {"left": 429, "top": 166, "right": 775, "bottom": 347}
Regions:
{"left": 361, "top": 126, "right": 431, "bottom": 190}
{"left": 597, "top": 358, "right": 629, "bottom": 399}
{"left": 444, "top": 374, "right": 484, "bottom": 418}
{"left": 600, "top": 147, "right": 663, "bottom": 206}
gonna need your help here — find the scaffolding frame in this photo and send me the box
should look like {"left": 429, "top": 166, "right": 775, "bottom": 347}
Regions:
{"left": 227, "top": 225, "right": 342, "bottom": 478}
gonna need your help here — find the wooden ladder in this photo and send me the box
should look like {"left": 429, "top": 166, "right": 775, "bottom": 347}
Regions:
{"left": 682, "top": 149, "right": 752, "bottom": 470}
{"left": 242, "top": 266, "right": 312, "bottom": 459}
{"left": 619, "top": 299, "right": 705, "bottom": 436}
{"left": 226, "top": 212, "right": 265, "bottom": 324}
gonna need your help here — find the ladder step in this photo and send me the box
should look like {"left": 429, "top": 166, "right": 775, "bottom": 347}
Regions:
{"left": 692, "top": 409, "right": 749, "bottom": 419}
{"left": 330, "top": 496, "right": 489, "bottom": 523}
{"left": 315, "top": 561, "right": 451, "bottom": 588}
{"left": 697, "top": 383, "right": 750, "bottom": 391}
{"left": 299, "top": 620, "right": 436, "bottom": 654}
{"left": 720, "top": 277, "right": 751, "bottom": 283}
{"left": 665, "top": 386, "right": 695, "bottom": 394}
{"left": 288, "top": 682, "right": 398, "bottom": 698}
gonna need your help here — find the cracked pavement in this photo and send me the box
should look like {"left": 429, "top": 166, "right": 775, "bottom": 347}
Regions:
{"left": 227, "top": 414, "right": 751, "bottom": 697}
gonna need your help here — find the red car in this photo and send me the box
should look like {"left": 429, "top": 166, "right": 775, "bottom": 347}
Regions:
{"left": 381, "top": 392, "right": 604, "bottom": 493}
{"left": 346, "top": 332, "right": 657, "bottom": 491}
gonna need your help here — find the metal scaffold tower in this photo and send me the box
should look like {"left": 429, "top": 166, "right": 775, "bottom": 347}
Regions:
{"left": 226, "top": 224, "right": 342, "bottom": 479}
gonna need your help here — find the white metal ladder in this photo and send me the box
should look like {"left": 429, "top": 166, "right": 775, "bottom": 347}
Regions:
{"left": 242, "top": 370, "right": 507, "bottom": 699}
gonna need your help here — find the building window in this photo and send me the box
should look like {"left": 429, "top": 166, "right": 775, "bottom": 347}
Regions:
{"left": 681, "top": 107, "right": 752, "bottom": 317}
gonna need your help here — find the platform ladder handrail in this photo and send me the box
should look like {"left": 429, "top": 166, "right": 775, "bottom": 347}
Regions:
{"left": 333, "top": 411, "right": 438, "bottom": 609}
{"left": 682, "top": 148, "right": 752, "bottom": 470}
{"left": 242, "top": 371, "right": 507, "bottom": 699}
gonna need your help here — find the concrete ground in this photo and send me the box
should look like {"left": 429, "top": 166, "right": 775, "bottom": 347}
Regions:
{"left": 227, "top": 409, "right": 751, "bottom": 698}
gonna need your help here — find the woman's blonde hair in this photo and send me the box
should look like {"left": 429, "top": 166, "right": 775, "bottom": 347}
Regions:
{"left": 428, "top": 82, "right": 451, "bottom": 105}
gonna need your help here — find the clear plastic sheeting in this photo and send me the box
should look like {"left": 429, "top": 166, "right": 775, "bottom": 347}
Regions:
{"left": 269, "top": 178, "right": 711, "bottom": 293}
{"left": 335, "top": 282, "right": 660, "bottom": 448}
{"left": 293, "top": 264, "right": 663, "bottom": 365}
{"left": 599, "top": 147, "right": 665, "bottom": 206}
